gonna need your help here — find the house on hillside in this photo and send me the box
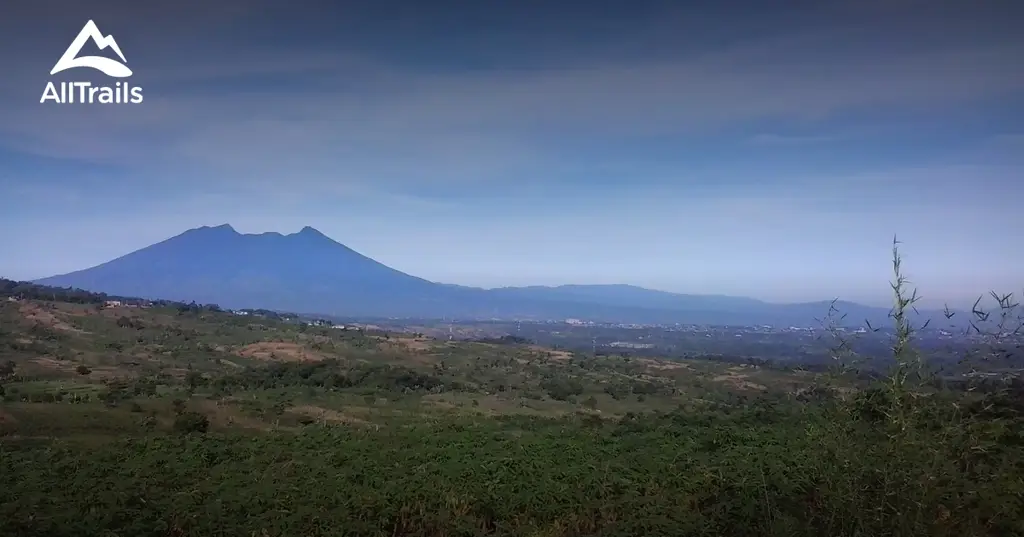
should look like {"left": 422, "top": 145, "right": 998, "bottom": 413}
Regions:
{"left": 104, "top": 300, "right": 122, "bottom": 308}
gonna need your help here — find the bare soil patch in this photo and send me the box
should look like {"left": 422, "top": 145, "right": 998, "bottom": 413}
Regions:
{"left": 18, "top": 303, "right": 86, "bottom": 333}
{"left": 198, "top": 400, "right": 273, "bottom": 431}
{"left": 638, "top": 358, "right": 691, "bottom": 371}
{"left": 528, "top": 346, "right": 573, "bottom": 361}
{"left": 28, "top": 357, "right": 134, "bottom": 380}
{"left": 236, "top": 342, "right": 323, "bottom": 362}
{"left": 712, "top": 373, "right": 767, "bottom": 391}
{"left": 392, "top": 337, "right": 435, "bottom": 351}
{"left": 421, "top": 398, "right": 459, "bottom": 410}
{"left": 30, "top": 357, "right": 69, "bottom": 371}
{"left": 287, "top": 405, "right": 369, "bottom": 425}
{"left": 398, "top": 351, "right": 440, "bottom": 366}
{"left": 162, "top": 368, "right": 191, "bottom": 380}
{"left": 85, "top": 366, "right": 134, "bottom": 380}
{"left": 0, "top": 409, "right": 17, "bottom": 425}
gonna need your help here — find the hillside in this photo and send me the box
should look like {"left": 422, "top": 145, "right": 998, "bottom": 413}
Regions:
{"left": 0, "top": 291, "right": 823, "bottom": 427}
{"left": 1, "top": 283, "right": 1021, "bottom": 536}
{"left": 33, "top": 224, "right": 947, "bottom": 327}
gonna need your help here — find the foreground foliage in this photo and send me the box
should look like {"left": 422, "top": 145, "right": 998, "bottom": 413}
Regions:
{"left": 2, "top": 392, "right": 1022, "bottom": 537}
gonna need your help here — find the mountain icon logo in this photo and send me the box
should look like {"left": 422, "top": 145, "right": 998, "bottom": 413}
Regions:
{"left": 50, "top": 20, "right": 132, "bottom": 78}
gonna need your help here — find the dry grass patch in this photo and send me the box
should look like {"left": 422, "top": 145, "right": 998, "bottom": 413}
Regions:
{"left": 286, "top": 405, "right": 370, "bottom": 425}
{"left": 391, "top": 337, "right": 436, "bottom": 352}
{"left": 0, "top": 409, "right": 17, "bottom": 426}
{"left": 87, "top": 366, "right": 136, "bottom": 380}
{"left": 162, "top": 368, "right": 191, "bottom": 380}
{"left": 197, "top": 400, "right": 274, "bottom": 431}
{"left": 236, "top": 342, "right": 323, "bottom": 362}
{"left": 711, "top": 373, "right": 768, "bottom": 391}
{"left": 638, "top": 358, "right": 692, "bottom": 371}
{"left": 419, "top": 395, "right": 462, "bottom": 412}
{"left": 17, "top": 303, "right": 86, "bottom": 333}
{"left": 29, "top": 357, "right": 68, "bottom": 371}
{"left": 25, "top": 357, "right": 134, "bottom": 380}
{"left": 527, "top": 346, "right": 573, "bottom": 361}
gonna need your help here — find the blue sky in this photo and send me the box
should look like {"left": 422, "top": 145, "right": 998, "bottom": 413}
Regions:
{"left": 1, "top": 0, "right": 1022, "bottom": 308}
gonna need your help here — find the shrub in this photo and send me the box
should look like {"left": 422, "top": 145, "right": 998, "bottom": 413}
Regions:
{"left": 172, "top": 412, "right": 209, "bottom": 434}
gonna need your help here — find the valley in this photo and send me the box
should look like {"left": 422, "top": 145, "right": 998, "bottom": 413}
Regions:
{"left": 1, "top": 274, "right": 1022, "bottom": 536}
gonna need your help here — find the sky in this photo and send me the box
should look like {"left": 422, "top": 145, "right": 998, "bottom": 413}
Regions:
{"left": 0, "top": 0, "right": 1022, "bottom": 308}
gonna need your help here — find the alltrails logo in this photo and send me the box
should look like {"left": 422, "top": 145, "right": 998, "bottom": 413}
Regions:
{"left": 40, "top": 20, "right": 143, "bottom": 104}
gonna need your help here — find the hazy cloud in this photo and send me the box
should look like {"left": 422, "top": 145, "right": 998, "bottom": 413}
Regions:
{"left": 0, "top": 0, "right": 1021, "bottom": 305}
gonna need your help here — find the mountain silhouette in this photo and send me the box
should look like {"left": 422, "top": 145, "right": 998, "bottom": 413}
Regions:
{"left": 33, "top": 224, "right": 942, "bottom": 327}
{"left": 35, "top": 224, "right": 448, "bottom": 316}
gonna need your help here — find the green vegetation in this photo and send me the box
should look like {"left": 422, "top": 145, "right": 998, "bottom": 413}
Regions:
{"left": 0, "top": 242, "right": 1021, "bottom": 536}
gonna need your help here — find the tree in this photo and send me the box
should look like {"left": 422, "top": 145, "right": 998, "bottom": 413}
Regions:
{"left": 541, "top": 378, "right": 584, "bottom": 401}
{"left": 0, "top": 360, "right": 15, "bottom": 380}
{"left": 184, "top": 371, "right": 204, "bottom": 394}
{"left": 173, "top": 412, "right": 209, "bottom": 434}
{"left": 75, "top": 365, "right": 91, "bottom": 376}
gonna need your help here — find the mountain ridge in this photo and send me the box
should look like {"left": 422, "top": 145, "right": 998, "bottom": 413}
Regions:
{"left": 33, "top": 224, "right": 950, "bottom": 327}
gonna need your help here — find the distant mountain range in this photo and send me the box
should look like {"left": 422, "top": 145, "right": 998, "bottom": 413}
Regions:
{"left": 32, "top": 224, "right": 954, "bottom": 328}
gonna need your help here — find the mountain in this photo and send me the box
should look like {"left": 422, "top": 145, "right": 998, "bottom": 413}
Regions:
{"left": 34, "top": 224, "right": 457, "bottom": 317}
{"left": 33, "top": 224, "right": 943, "bottom": 327}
